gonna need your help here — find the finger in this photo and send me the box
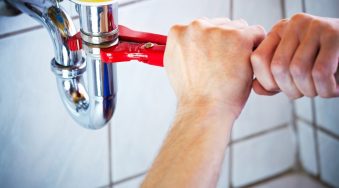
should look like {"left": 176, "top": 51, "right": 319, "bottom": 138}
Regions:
{"left": 312, "top": 42, "right": 339, "bottom": 98}
{"left": 251, "top": 32, "right": 281, "bottom": 92}
{"left": 252, "top": 79, "right": 280, "bottom": 96}
{"left": 289, "top": 29, "right": 319, "bottom": 97}
{"left": 271, "top": 25, "right": 303, "bottom": 99}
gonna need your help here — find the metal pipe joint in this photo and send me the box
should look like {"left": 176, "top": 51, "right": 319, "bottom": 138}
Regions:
{"left": 7, "top": 0, "right": 119, "bottom": 129}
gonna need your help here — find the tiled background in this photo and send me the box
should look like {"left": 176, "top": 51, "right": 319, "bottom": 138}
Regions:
{"left": 0, "top": 0, "right": 338, "bottom": 187}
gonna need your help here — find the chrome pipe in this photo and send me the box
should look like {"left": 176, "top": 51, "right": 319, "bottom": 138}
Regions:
{"left": 7, "top": 0, "right": 117, "bottom": 129}
{"left": 77, "top": 3, "right": 119, "bottom": 46}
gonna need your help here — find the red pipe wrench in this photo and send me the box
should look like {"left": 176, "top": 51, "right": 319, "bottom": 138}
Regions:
{"left": 67, "top": 25, "right": 167, "bottom": 67}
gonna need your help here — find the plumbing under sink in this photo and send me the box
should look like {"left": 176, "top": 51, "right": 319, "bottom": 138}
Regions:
{"left": 4, "top": 0, "right": 167, "bottom": 129}
{"left": 5, "top": 0, "right": 119, "bottom": 129}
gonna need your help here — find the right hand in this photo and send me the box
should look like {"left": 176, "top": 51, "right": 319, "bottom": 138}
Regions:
{"left": 164, "top": 18, "right": 265, "bottom": 118}
{"left": 251, "top": 13, "right": 339, "bottom": 99}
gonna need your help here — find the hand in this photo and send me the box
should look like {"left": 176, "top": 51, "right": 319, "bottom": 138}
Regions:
{"left": 251, "top": 13, "right": 339, "bottom": 99}
{"left": 164, "top": 18, "right": 265, "bottom": 118}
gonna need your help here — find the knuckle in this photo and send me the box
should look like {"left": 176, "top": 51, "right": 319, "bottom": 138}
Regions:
{"left": 311, "top": 66, "right": 326, "bottom": 81}
{"left": 229, "top": 29, "right": 244, "bottom": 39}
{"left": 309, "top": 18, "right": 323, "bottom": 30}
{"left": 323, "top": 26, "right": 339, "bottom": 43}
{"left": 272, "top": 19, "right": 288, "bottom": 32}
{"left": 190, "top": 19, "right": 205, "bottom": 28}
{"left": 169, "top": 24, "right": 186, "bottom": 35}
{"left": 289, "top": 61, "right": 305, "bottom": 78}
{"left": 250, "top": 52, "right": 264, "bottom": 67}
{"left": 291, "top": 13, "right": 311, "bottom": 23}
{"left": 203, "top": 27, "right": 225, "bottom": 39}
{"left": 211, "top": 28, "right": 244, "bottom": 41}
{"left": 204, "top": 26, "right": 222, "bottom": 34}
{"left": 271, "top": 58, "right": 288, "bottom": 77}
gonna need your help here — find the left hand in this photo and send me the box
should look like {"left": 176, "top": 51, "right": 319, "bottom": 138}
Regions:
{"left": 251, "top": 13, "right": 339, "bottom": 99}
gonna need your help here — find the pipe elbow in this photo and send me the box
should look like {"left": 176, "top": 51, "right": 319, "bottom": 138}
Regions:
{"left": 52, "top": 59, "right": 117, "bottom": 130}
{"left": 9, "top": 0, "right": 118, "bottom": 129}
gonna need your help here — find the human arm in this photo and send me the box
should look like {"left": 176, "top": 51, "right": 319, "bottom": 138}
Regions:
{"left": 141, "top": 18, "right": 265, "bottom": 188}
{"left": 251, "top": 13, "right": 339, "bottom": 98}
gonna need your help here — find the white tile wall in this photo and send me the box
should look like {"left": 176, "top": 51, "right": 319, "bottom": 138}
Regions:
{"left": 112, "top": 0, "right": 230, "bottom": 182}
{"left": 0, "top": 1, "right": 77, "bottom": 36}
{"left": 114, "top": 176, "right": 145, "bottom": 188}
{"left": 118, "top": 0, "right": 230, "bottom": 35}
{"left": 315, "top": 98, "right": 339, "bottom": 137}
{"left": 0, "top": 30, "right": 109, "bottom": 187}
{"left": 111, "top": 62, "right": 176, "bottom": 182}
{"left": 305, "top": 0, "right": 339, "bottom": 18}
{"left": 233, "top": 0, "right": 283, "bottom": 30}
{"left": 217, "top": 149, "right": 230, "bottom": 188}
{"left": 0, "top": 0, "right": 137, "bottom": 36}
{"left": 232, "top": 127, "right": 296, "bottom": 187}
{"left": 284, "top": 0, "right": 303, "bottom": 17}
{"left": 232, "top": 0, "right": 292, "bottom": 140}
{"left": 295, "top": 98, "right": 313, "bottom": 122}
{"left": 285, "top": 2, "right": 339, "bottom": 187}
{"left": 318, "top": 132, "right": 339, "bottom": 187}
{"left": 297, "top": 121, "right": 318, "bottom": 175}
{"left": 2, "top": 0, "right": 338, "bottom": 187}
{"left": 252, "top": 173, "right": 326, "bottom": 188}
{"left": 233, "top": 93, "right": 292, "bottom": 140}
{"left": 303, "top": 1, "right": 339, "bottom": 188}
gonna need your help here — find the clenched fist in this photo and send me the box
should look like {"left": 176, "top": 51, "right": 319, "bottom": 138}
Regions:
{"left": 251, "top": 13, "right": 339, "bottom": 99}
{"left": 164, "top": 18, "right": 265, "bottom": 118}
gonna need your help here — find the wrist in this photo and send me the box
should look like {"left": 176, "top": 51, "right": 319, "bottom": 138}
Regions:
{"left": 177, "top": 96, "right": 239, "bottom": 123}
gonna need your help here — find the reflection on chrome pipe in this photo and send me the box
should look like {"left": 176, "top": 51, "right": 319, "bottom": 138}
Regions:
{"left": 7, "top": 0, "right": 83, "bottom": 67}
{"left": 52, "top": 58, "right": 117, "bottom": 129}
{"left": 7, "top": 0, "right": 117, "bottom": 129}
{"left": 76, "top": 2, "right": 119, "bottom": 46}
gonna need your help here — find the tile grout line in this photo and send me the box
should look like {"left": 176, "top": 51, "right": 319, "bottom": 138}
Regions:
{"left": 280, "top": 0, "right": 286, "bottom": 19}
{"left": 238, "top": 168, "right": 294, "bottom": 188}
{"left": 311, "top": 98, "right": 321, "bottom": 179}
{"left": 0, "top": 15, "right": 79, "bottom": 40}
{"left": 230, "top": 123, "right": 289, "bottom": 145}
{"left": 107, "top": 122, "right": 113, "bottom": 186}
{"left": 0, "top": 25, "right": 43, "bottom": 40}
{"left": 298, "top": 115, "right": 339, "bottom": 142}
{"left": 228, "top": 0, "right": 234, "bottom": 187}
{"left": 0, "top": 0, "right": 150, "bottom": 40}
{"left": 112, "top": 171, "right": 147, "bottom": 186}
{"left": 301, "top": 0, "right": 306, "bottom": 13}
{"left": 290, "top": 100, "right": 302, "bottom": 170}
{"left": 317, "top": 125, "right": 339, "bottom": 141}
{"left": 296, "top": 116, "right": 313, "bottom": 125}
{"left": 281, "top": 0, "right": 302, "bottom": 171}
{"left": 301, "top": 170, "right": 333, "bottom": 188}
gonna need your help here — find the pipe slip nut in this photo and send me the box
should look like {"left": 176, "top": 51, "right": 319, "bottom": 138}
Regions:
{"left": 77, "top": 2, "right": 119, "bottom": 46}
{"left": 51, "top": 58, "right": 86, "bottom": 79}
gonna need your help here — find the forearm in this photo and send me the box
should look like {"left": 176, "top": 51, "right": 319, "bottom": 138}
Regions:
{"left": 141, "top": 100, "right": 235, "bottom": 188}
